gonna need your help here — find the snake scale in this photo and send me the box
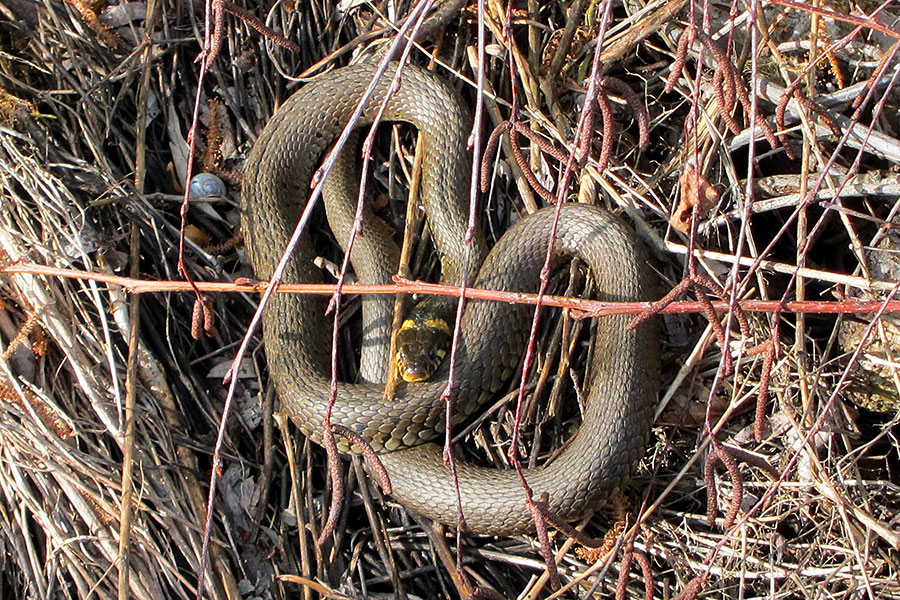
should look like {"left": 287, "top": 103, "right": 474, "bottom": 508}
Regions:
{"left": 241, "top": 62, "right": 660, "bottom": 535}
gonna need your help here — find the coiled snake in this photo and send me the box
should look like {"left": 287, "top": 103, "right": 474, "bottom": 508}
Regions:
{"left": 241, "top": 62, "right": 659, "bottom": 535}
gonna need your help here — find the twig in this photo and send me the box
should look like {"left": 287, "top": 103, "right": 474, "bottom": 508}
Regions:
{"left": 5, "top": 261, "right": 900, "bottom": 315}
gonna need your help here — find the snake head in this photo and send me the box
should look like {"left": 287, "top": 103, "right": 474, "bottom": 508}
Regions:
{"left": 395, "top": 316, "right": 451, "bottom": 382}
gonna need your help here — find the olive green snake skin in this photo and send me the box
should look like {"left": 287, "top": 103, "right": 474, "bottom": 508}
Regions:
{"left": 241, "top": 62, "right": 660, "bottom": 535}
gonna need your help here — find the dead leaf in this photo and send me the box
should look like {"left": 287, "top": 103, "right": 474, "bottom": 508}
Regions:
{"left": 670, "top": 161, "right": 719, "bottom": 233}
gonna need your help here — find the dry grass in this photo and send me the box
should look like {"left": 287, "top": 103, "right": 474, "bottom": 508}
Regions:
{"left": 1, "top": 0, "right": 899, "bottom": 598}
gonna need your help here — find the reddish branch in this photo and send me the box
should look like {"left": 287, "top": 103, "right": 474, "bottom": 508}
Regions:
{"left": 5, "top": 261, "right": 900, "bottom": 317}
{"left": 766, "top": 0, "right": 900, "bottom": 41}
{"left": 852, "top": 39, "right": 900, "bottom": 112}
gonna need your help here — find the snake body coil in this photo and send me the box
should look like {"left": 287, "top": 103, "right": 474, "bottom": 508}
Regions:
{"left": 242, "top": 62, "right": 660, "bottom": 535}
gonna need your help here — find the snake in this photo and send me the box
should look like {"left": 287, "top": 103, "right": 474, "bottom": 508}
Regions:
{"left": 241, "top": 61, "right": 660, "bottom": 535}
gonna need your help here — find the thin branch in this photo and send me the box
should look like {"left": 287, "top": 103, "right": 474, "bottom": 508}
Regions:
{"left": 5, "top": 262, "right": 900, "bottom": 316}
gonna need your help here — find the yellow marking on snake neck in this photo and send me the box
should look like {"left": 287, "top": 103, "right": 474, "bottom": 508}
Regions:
{"left": 424, "top": 318, "right": 450, "bottom": 333}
